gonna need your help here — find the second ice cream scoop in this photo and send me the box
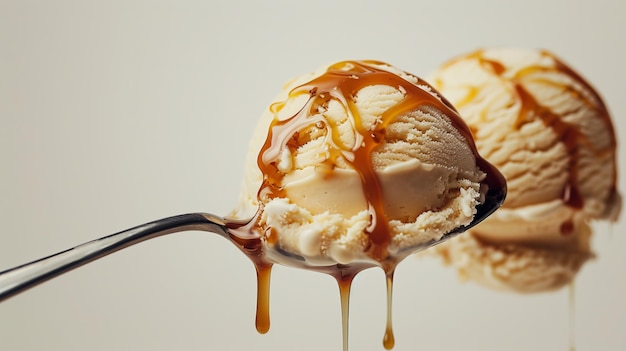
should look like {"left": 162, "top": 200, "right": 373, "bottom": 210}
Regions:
{"left": 430, "top": 48, "right": 621, "bottom": 292}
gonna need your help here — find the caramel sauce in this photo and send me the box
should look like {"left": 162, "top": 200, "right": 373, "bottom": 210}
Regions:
{"left": 383, "top": 269, "right": 396, "bottom": 350}
{"left": 224, "top": 61, "right": 506, "bottom": 350}
{"left": 258, "top": 60, "right": 498, "bottom": 260}
{"left": 254, "top": 262, "right": 272, "bottom": 334}
{"left": 336, "top": 268, "right": 358, "bottom": 351}
{"left": 514, "top": 85, "right": 584, "bottom": 209}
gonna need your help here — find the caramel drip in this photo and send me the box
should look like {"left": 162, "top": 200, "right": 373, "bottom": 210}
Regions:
{"left": 256, "top": 60, "right": 493, "bottom": 261}
{"left": 474, "top": 51, "right": 618, "bottom": 213}
{"left": 224, "top": 218, "right": 273, "bottom": 334}
{"left": 383, "top": 269, "right": 396, "bottom": 350}
{"left": 255, "top": 262, "right": 272, "bottom": 334}
{"left": 335, "top": 269, "right": 357, "bottom": 351}
{"left": 226, "top": 214, "right": 378, "bottom": 341}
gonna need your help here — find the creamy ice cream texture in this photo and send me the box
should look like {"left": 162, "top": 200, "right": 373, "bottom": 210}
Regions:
{"left": 231, "top": 60, "right": 505, "bottom": 267}
{"left": 430, "top": 48, "right": 621, "bottom": 292}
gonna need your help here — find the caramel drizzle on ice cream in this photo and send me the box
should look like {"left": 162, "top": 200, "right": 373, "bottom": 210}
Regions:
{"left": 257, "top": 60, "right": 483, "bottom": 261}
{"left": 475, "top": 50, "right": 618, "bottom": 217}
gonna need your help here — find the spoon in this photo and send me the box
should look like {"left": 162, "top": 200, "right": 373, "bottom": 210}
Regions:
{"left": 0, "top": 179, "right": 505, "bottom": 303}
{"left": 0, "top": 181, "right": 504, "bottom": 351}
{"left": 0, "top": 183, "right": 506, "bottom": 351}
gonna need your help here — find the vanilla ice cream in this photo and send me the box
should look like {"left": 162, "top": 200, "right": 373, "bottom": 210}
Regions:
{"left": 230, "top": 60, "right": 506, "bottom": 267}
{"left": 430, "top": 48, "right": 621, "bottom": 292}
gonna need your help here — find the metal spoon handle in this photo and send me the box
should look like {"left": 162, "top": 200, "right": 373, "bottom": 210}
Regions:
{"left": 0, "top": 213, "right": 227, "bottom": 303}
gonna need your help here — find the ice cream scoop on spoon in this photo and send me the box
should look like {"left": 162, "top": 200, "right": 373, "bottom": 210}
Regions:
{"left": 0, "top": 60, "right": 506, "bottom": 350}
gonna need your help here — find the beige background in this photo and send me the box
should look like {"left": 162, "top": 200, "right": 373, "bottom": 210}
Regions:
{"left": 1, "top": 1, "right": 625, "bottom": 350}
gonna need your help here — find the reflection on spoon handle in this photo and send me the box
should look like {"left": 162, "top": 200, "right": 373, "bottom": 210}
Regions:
{"left": 0, "top": 213, "right": 228, "bottom": 303}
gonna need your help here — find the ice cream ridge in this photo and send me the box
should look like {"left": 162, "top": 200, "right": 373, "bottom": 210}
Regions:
{"left": 430, "top": 48, "right": 621, "bottom": 293}
{"left": 228, "top": 60, "right": 506, "bottom": 349}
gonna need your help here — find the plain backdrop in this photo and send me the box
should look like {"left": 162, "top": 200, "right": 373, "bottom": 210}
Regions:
{"left": 1, "top": 1, "right": 625, "bottom": 350}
